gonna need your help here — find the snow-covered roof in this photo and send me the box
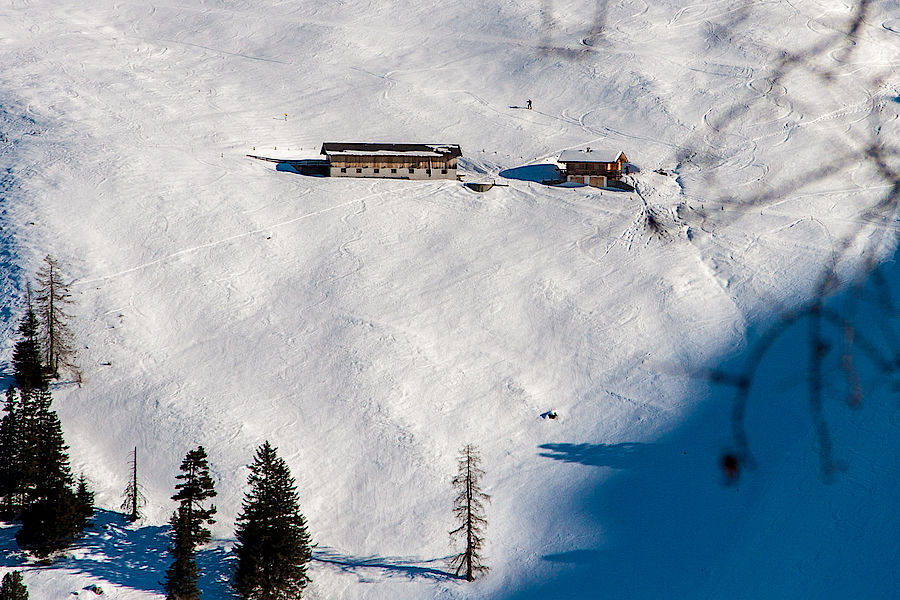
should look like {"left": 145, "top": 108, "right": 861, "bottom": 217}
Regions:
{"left": 327, "top": 149, "right": 445, "bottom": 158}
{"left": 558, "top": 149, "right": 626, "bottom": 163}
{"left": 321, "top": 142, "right": 462, "bottom": 159}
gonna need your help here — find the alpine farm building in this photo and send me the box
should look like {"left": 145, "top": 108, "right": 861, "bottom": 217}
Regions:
{"left": 320, "top": 143, "right": 462, "bottom": 180}
{"left": 558, "top": 148, "right": 629, "bottom": 187}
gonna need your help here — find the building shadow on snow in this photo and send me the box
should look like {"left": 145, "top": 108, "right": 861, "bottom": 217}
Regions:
{"left": 275, "top": 160, "right": 329, "bottom": 176}
{"left": 499, "top": 164, "right": 562, "bottom": 184}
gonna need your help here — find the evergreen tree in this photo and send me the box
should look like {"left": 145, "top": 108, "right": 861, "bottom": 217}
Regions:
{"left": 22, "top": 389, "right": 74, "bottom": 501}
{"left": 448, "top": 444, "right": 490, "bottom": 582}
{"left": 164, "top": 446, "right": 217, "bottom": 600}
{"left": 76, "top": 474, "right": 95, "bottom": 525}
{"left": 14, "top": 387, "right": 41, "bottom": 509}
{"left": 0, "top": 571, "right": 29, "bottom": 600}
{"left": 164, "top": 510, "right": 202, "bottom": 600}
{"left": 12, "top": 292, "right": 49, "bottom": 393}
{"left": 16, "top": 484, "right": 82, "bottom": 557}
{"left": 121, "top": 447, "right": 147, "bottom": 522}
{"left": 171, "top": 446, "right": 217, "bottom": 547}
{"left": 0, "top": 387, "right": 24, "bottom": 519}
{"left": 35, "top": 255, "right": 77, "bottom": 379}
{"left": 233, "top": 441, "right": 312, "bottom": 600}
{"left": 15, "top": 388, "right": 85, "bottom": 556}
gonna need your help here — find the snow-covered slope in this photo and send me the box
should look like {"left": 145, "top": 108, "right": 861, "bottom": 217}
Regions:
{"left": 0, "top": 0, "right": 897, "bottom": 598}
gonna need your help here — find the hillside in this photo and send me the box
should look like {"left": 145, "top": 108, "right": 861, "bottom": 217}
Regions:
{"left": 0, "top": 0, "right": 897, "bottom": 598}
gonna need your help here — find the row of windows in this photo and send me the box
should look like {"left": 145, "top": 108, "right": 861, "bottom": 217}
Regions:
{"left": 339, "top": 167, "right": 449, "bottom": 175}
{"left": 568, "top": 163, "right": 620, "bottom": 171}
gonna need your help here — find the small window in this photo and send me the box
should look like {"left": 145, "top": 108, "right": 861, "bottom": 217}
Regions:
{"left": 340, "top": 167, "right": 347, "bottom": 173}
{"left": 441, "top": 169, "right": 447, "bottom": 174}
{"left": 391, "top": 168, "right": 397, "bottom": 173}
{"left": 373, "top": 168, "right": 380, "bottom": 173}
{"left": 426, "top": 169, "right": 432, "bottom": 175}
{"left": 356, "top": 168, "right": 362, "bottom": 173}
{"left": 409, "top": 167, "right": 415, "bottom": 173}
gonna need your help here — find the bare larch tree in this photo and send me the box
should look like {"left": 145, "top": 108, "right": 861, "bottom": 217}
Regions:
{"left": 35, "top": 254, "right": 77, "bottom": 379}
{"left": 449, "top": 443, "right": 489, "bottom": 581}
{"left": 121, "top": 446, "right": 147, "bottom": 522}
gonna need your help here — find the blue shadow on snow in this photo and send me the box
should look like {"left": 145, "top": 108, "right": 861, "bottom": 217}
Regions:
{"left": 499, "top": 164, "right": 562, "bottom": 184}
{"left": 0, "top": 509, "right": 233, "bottom": 598}
{"left": 313, "top": 546, "right": 455, "bottom": 581}
{"left": 502, "top": 251, "right": 899, "bottom": 600}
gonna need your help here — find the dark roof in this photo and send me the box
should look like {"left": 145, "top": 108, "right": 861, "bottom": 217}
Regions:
{"left": 321, "top": 142, "right": 462, "bottom": 159}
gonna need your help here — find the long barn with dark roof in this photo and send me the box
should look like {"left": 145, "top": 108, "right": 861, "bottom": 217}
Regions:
{"left": 320, "top": 143, "right": 461, "bottom": 180}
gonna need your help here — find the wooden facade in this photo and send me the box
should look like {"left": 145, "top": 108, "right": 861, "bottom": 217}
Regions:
{"left": 320, "top": 143, "right": 461, "bottom": 180}
{"left": 558, "top": 149, "right": 629, "bottom": 188}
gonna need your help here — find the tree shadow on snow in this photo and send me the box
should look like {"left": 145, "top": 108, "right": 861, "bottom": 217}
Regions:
{"left": 538, "top": 442, "right": 674, "bottom": 469}
{"left": 504, "top": 254, "right": 900, "bottom": 600}
{"left": 0, "top": 509, "right": 233, "bottom": 598}
{"left": 0, "top": 521, "right": 23, "bottom": 567}
{"left": 63, "top": 509, "right": 170, "bottom": 591}
{"left": 313, "top": 546, "right": 455, "bottom": 582}
{"left": 0, "top": 372, "right": 15, "bottom": 390}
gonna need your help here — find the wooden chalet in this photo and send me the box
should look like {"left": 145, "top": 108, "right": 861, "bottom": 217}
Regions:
{"left": 558, "top": 148, "right": 629, "bottom": 187}
{"left": 320, "top": 143, "right": 462, "bottom": 180}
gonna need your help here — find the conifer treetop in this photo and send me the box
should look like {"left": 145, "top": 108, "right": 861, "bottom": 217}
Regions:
{"left": 0, "top": 570, "right": 29, "bottom": 600}
{"left": 232, "top": 440, "right": 312, "bottom": 600}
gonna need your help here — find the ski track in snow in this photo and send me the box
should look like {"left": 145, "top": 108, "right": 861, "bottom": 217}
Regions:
{"left": 75, "top": 192, "right": 389, "bottom": 286}
{"left": 0, "top": 0, "right": 898, "bottom": 598}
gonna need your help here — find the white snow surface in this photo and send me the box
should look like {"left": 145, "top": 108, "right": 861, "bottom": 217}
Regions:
{"left": 0, "top": 0, "right": 898, "bottom": 598}
{"left": 558, "top": 149, "right": 626, "bottom": 163}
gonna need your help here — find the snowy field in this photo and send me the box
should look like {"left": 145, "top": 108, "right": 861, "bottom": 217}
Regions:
{"left": 0, "top": 0, "right": 898, "bottom": 598}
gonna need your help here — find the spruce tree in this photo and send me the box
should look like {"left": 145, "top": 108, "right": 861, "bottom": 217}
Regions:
{"left": 0, "top": 387, "right": 24, "bottom": 519}
{"left": 164, "top": 446, "right": 217, "bottom": 600}
{"left": 171, "top": 446, "right": 217, "bottom": 547}
{"left": 233, "top": 441, "right": 312, "bottom": 600}
{"left": 0, "top": 571, "right": 29, "bottom": 600}
{"left": 14, "top": 387, "right": 41, "bottom": 508}
{"left": 23, "top": 389, "right": 74, "bottom": 498}
{"left": 449, "top": 444, "right": 490, "bottom": 582}
{"left": 12, "top": 295, "right": 49, "bottom": 393}
{"left": 15, "top": 388, "right": 84, "bottom": 556}
{"left": 76, "top": 474, "right": 95, "bottom": 525}
{"left": 165, "top": 510, "right": 202, "bottom": 600}
{"left": 35, "top": 255, "right": 77, "bottom": 379}
{"left": 16, "top": 484, "right": 82, "bottom": 557}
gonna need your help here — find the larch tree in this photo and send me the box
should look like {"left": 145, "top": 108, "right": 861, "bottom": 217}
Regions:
{"left": 232, "top": 441, "right": 312, "bottom": 600}
{"left": 449, "top": 443, "right": 490, "bottom": 582}
{"left": 121, "top": 446, "right": 147, "bottom": 522}
{"left": 35, "top": 254, "right": 77, "bottom": 379}
{"left": 164, "top": 446, "right": 217, "bottom": 600}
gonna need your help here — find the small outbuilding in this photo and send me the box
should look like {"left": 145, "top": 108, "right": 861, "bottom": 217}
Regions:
{"left": 320, "top": 143, "right": 462, "bottom": 180}
{"left": 558, "top": 148, "right": 629, "bottom": 187}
